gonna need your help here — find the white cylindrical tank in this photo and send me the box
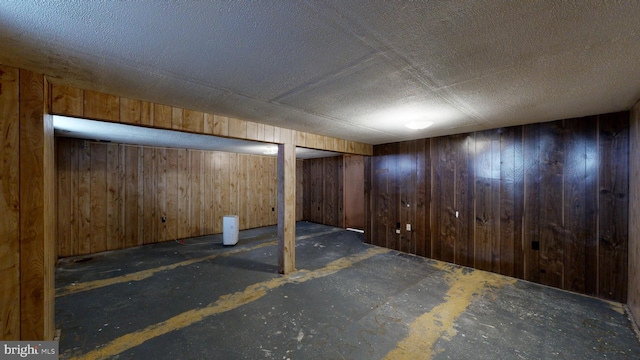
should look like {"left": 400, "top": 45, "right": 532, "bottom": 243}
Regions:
{"left": 223, "top": 215, "right": 239, "bottom": 246}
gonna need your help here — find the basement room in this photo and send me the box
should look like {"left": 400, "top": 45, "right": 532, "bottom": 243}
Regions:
{"left": 1, "top": 1, "right": 640, "bottom": 359}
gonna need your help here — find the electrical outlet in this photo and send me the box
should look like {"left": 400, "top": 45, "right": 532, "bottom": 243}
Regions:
{"left": 395, "top": 229, "right": 401, "bottom": 234}
{"left": 161, "top": 216, "right": 166, "bottom": 223}
{"left": 406, "top": 223, "right": 411, "bottom": 231}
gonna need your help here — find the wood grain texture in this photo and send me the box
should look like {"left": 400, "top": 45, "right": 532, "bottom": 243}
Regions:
{"left": 563, "top": 118, "right": 597, "bottom": 295}
{"left": 628, "top": 100, "right": 640, "bottom": 329}
{"left": 140, "top": 101, "right": 153, "bottom": 126}
{"left": 56, "top": 139, "right": 280, "bottom": 256}
{"left": 523, "top": 123, "right": 541, "bottom": 283}
{"left": 105, "top": 143, "right": 121, "bottom": 250}
{"left": 56, "top": 139, "right": 71, "bottom": 257}
{"left": 90, "top": 143, "right": 108, "bottom": 253}
{"left": 343, "top": 155, "right": 365, "bottom": 230}
{"left": 252, "top": 156, "right": 262, "bottom": 227}
{"left": 49, "top": 85, "right": 372, "bottom": 155}
{"left": 270, "top": 156, "right": 278, "bottom": 225}
{"left": 366, "top": 112, "right": 630, "bottom": 302}
{"left": 415, "top": 139, "right": 430, "bottom": 257}
{"left": 537, "top": 121, "right": 565, "bottom": 289}
{"left": 143, "top": 147, "right": 156, "bottom": 244}
{"left": 432, "top": 136, "right": 457, "bottom": 262}
{"left": 277, "top": 142, "right": 296, "bottom": 274}
{"left": 296, "top": 131, "right": 306, "bottom": 147}
{"left": 499, "top": 127, "right": 524, "bottom": 277}
{"left": 246, "top": 121, "right": 258, "bottom": 141}
{"left": 387, "top": 143, "right": 400, "bottom": 251}
{"left": 137, "top": 146, "right": 145, "bottom": 245}
{"left": 296, "top": 159, "right": 304, "bottom": 221}
{"left": 238, "top": 154, "right": 249, "bottom": 229}
{"left": 83, "top": 90, "right": 119, "bottom": 121}
{"left": 455, "top": 134, "right": 473, "bottom": 268}
{"left": 42, "top": 79, "right": 55, "bottom": 338}
{"left": 0, "top": 65, "right": 20, "bottom": 340}
{"left": 305, "top": 134, "right": 318, "bottom": 149}
{"left": 228, "top": 117, "right": 247, "bottom": 139}
{"left": 512, "top": 127, "right": 525, "bottom": 280}
{"left": 475, "top": 130, "right": 499, "bottom": 271}
{"left": 124, "top": 146, "right": 141, "bottom": 248}
{"left": 280, "top": 128, "right": 296, "bottom": 145}
{"left": 204, "top": 152, "right": 215, "bottom": 233}
{"left": 19, "top": 69, "right": 56, "bottom": 340}
{"left": 229, "top": 153, "right": 240, "bottom": 226}
{"left": 323, "top": 156, "right": 343, "bottom": 227}
{"left": 50, "top": 83, "right": 83, "bottom": 117}
{"left": 263, "top": 124, "right": 275, "bottom": 143}
{"left": 119, "top": 97, "right": 141, "bottom": 124}
{"left": 305, "top": 157, "right": 322, "bottom": 224}
{"left": 153, "top": 104, "right": 172, "bottom": 129}
{"left": 302, "top": 156, "right": 345, "bottom": 228}
{"left": 213, "top": 115, "right": 229, "bottom": 137}
{"left": 184, "top": 110, "right": 204, "bottom": 133}
{"left": 77, "top": 141, "right": 91, "bottom": 254}
{"left": 598, "top": 112, "right": 629, "bottom": 301}
{"left": 204, "top": 113, "right": 215, "bottom": 134}
{"left": 364, "top": 156, "right": 372, "bottom": 244}
{"left": 371, "top": 144, "right": 394, "bottom": 249}
{"left": 213, "top": 152, "right": 227, "bottom": 233}
{"left": 172, "top": 107, "right": 184, "bottom": 131}
{"left": 397, "top": 141, "right": 414, "bottom": 253}
{"left": 164, "top": 148, "right": 179, "bottom": 241}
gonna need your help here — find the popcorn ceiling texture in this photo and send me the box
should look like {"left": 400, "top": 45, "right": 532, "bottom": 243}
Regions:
{"left": 1, "top": 1, "right": 639, "bottom": 144}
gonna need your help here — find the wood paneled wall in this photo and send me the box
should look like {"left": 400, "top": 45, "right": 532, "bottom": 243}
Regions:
{"left": 296, "top": 160, "right": 304, "bottom": 221}
{"left": 629, "top": 100, "right": 640, "bottom": 326}
{"left": 0, "top": 65, "right": 55, "bottom": 340}
{"left": 366, "top": 113, "right": 629, "bottom": 302}
{"left": 344, "top": 155, "right": 365, "bottom": 230}
{"left": 49, "top": 83, "right": 372, "bottom": 155}
{"left": 302, "top": 156, "right": 344, "bottom": 228}
{"left": 57, "top": 138, "right": 303, "bottom": 257}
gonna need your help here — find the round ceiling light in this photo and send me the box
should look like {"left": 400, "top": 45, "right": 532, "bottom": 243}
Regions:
{"left": 405, "top": 121, "right": 433, "bottom": 130}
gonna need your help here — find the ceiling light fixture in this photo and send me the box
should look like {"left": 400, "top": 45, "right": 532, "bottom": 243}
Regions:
{"left": 405, "top": 121, "right": 433, "bottom": 130}
{"left": 263, "top": 146, "right": 278, "bottom": 155}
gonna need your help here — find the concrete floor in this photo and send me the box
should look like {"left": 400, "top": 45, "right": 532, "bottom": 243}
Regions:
{"left": 55, "top": 222, "right": 640, "bottom": 359}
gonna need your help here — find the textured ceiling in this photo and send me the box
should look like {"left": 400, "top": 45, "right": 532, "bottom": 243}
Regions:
{"left": 1, "top": 1, "right": 640, "bottom": 145}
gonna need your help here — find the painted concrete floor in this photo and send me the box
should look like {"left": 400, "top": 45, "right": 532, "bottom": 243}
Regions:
{"left": 55, "top": 222, "right": 640, "bottom": 359}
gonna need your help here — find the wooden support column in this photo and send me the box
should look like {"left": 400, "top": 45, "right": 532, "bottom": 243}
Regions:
{"left": 1, "top": 65, "right": 21, "bottom": 340}
{"left": 278, "top": 142, "right": 296, "bottom": 274}
{"left": 19, "top": 69, "right": 55, "bottom": 340}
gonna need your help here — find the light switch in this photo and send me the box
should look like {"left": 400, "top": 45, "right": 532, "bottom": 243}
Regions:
{"left": 395, "top": 229, "right": 401, "bottom": 234}
{"left": 406, "top": 223, "right": 411, "bottom": 231}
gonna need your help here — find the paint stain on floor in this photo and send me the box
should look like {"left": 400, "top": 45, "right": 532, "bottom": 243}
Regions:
{"left": 384, "top": 263, "right": 516, "bottom": 360}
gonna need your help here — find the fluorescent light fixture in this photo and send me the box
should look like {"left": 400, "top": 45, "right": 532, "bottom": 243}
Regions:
{"left": 52, "top": 115, "right": 341, "bottom": 159}
{"left": 405, "top": 121, "right": 433, "bottom": 130}
{"left": 263, "top": 146, "right": 278, "bottom": 155}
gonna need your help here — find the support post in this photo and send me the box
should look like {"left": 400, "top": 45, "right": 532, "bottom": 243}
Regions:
{"left": 277, "top": 142, "right": 296, "bottom": 274}
{"left": 19, "top": 70, "right": 56, "bottom": 340}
